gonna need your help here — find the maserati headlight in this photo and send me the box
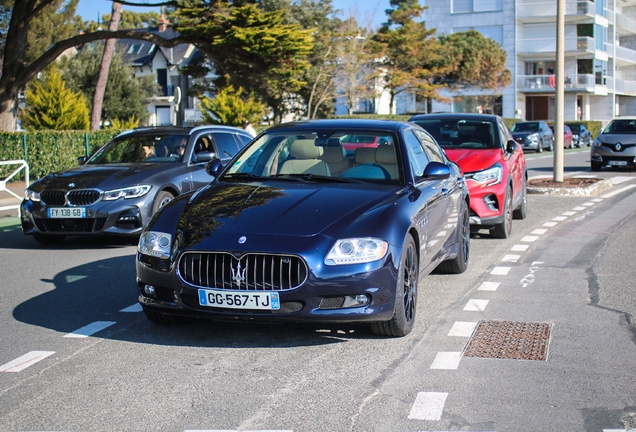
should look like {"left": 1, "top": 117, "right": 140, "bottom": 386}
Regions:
{"left": 25, "top": 188, "right": 40, "bottom": 202}
{"left": 103, "top": 185, "right": 151, "bottom": 201}
{"left": 138, "top": 231, "right": 172, "bottom": 259}
{"left": 325, "top": 238, "right": 388, "bottom": 265}
{"left": 469, "top": 162, "right": 502, "bottom": 186}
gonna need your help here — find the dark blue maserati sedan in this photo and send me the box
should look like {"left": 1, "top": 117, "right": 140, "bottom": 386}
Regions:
{"left": 136, "top": 119, "right": 470, "bottom": 337}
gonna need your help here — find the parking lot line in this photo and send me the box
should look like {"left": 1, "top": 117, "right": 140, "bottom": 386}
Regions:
{"left": 0, "top": 351, "right": 55, "bottom": 373}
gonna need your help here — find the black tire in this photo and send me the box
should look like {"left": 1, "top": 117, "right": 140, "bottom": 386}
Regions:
{"left": 591, "top": 163, "right": 602, "bottom": 172}
{"left": 370, "top": 235, "right": 418, "bottom": 337}
{"left": 548, "top": 138, "right": 554, "bottom": 152}
{"left": 33, "top": 233, "right": 65, "bottom": 244}
{"left": 437, "top": 203, "right": 470, "bottom": 274}
{"left": 513, "top": 179, "right": 527, "bottom": 220}
{"left": 142, "top": 306, "right": 185, "bottom": 325}
{"left": 537, "top": 140, "right": 543, "bottom": 153}
{"left": 152, "top": 190, "right": 175, "bottom": 214}
{"left": 492, "top": 186, "right": 513, "bottom": 239}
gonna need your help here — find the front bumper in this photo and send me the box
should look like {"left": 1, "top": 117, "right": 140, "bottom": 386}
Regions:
{"left": 21, "top": 196, "right": 154, "bottom": 237}
{"left": 465, "top": 179, "right": 507, "bottom": 228}
{"left": 591, "top": 147, "right": 636, "bottom": 168}
{"left": 136, "top": 246, "right": 402, "bottom": 324}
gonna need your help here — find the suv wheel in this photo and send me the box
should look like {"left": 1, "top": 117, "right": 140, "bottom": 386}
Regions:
{"left": 492, "top": 186, "right": 513, "bottom": 239}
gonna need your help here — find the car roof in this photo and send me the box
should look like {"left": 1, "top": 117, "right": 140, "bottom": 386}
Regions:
{"left": 409, "top": 112, "right": 501, "bottom": 122}
{"left": 117, "top": 125, "right": 249, "bottom": 137}
{"left": 264, "top": 119, "right": 415, "bottom": 134}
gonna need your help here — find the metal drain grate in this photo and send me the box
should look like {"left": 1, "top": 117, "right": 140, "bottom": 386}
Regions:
{"left": 463, "top": 320, "right": 552, "bottom": 361}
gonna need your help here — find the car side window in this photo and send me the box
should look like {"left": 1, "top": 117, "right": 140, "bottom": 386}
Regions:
{"left": 211, "top": 132, "right": 241, "bottom": 161}
{"left": 414, "top": 130, "right": 444, "bottom": 163}
{"left": 498, "top": 119, "right": 513, "bottom": 150}
{"left": 404, "top": 131, "right": 430, "bottom": 180}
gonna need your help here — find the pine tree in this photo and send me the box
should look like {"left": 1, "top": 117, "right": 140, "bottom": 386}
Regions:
{"left": 21, "top": 67, "right": 90, "bottom": 131}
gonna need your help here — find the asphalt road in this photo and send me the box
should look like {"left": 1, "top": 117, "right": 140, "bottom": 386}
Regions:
{"left": 1, "top": 149, "right": 635, "bottom": 431}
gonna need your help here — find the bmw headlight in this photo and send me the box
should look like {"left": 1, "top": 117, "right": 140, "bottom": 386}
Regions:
{"left": 468, "top": 162, "right": 502, "bottom": 186}
{"left": 25, "top": 188, "right": 40, "bottom": 202}
{"left": 103, "top": 185, "right": 151, "bottom": 201}
{"left": 138, "top": 231, "right": 172, "bottom": 259}
{"left": 325, "top": 238, "right": 388, "bottom": 265}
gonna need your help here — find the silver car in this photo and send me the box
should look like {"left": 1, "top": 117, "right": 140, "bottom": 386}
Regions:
{"left": 21, "top": 126, "right": 252, "bottom": 244}
{"left": 591, "top": 117, "right": 636, "bottom": 171}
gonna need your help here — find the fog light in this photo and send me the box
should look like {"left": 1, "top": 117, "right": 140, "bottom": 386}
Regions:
{"left": 483, "top": 194, "right": 498, "bottom": 211}
{"left": 143, "top": 284, "right": 156, "bottom": 297}
{"left": 342, "top": 294, "right": 370, "bottom": 307}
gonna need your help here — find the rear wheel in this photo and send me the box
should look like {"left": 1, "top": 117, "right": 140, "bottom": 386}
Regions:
{"left": 492, "top": 186, "right": 513, "bottom": 239}
{"left": 370, "top": 235, "right": 418, "bottom": 337}
{"left": 437, "top": 203, "right": 470, "bottom": 274}
{"left": 537, "top": 140, "right": 543, "bottom": 153}
{"left": 513, "top": 179, "right": 527, "bottom": 220}
{"left": 548, "top": 138, "right": 554, "bottom": 152}
{"left": 33, "top": 233, "right": 65, "bottom": 245}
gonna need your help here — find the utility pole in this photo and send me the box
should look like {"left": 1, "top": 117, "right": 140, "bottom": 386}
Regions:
{"left": 554, "top": 0, "right": 565, "bottom": 182}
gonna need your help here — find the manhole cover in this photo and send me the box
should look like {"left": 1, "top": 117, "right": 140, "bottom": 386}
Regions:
{"left": 463, "top": 320, "right": 552, "bottom": 361}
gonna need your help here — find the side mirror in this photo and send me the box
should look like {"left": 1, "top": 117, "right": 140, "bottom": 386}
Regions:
{"left": 506, "top": 140, "right": 518, "bottom": 153}
{"left": 422, "top": 161, "right": 451, "bottom": 180}
{"left": 78, "top": 156, "right": 88, "bottom": 165}
{"left": 195, "top": 151, "right": 217, "bottom": 163}
{"left": 205, "top": 158, "right": 223, "bottom": 177}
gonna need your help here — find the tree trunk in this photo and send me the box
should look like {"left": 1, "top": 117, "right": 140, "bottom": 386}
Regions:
{"left": 91, "top": 2, "right": 123, "bottom": 131}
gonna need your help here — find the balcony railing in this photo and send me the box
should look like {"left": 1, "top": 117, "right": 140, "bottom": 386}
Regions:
{"left": 517, "top": 74, "right": 596, "bottom": 91}
{"left": 615, "top": 12, "right": 636, "bottom": 34}
{"left": 517, "top": 1, "right": 594, "bottom": 19}
{"left": 518, "top": 37, "right": 595, "bottom": 55}
{"left": 608, "top": 44, "right": 636, "bottom": 64}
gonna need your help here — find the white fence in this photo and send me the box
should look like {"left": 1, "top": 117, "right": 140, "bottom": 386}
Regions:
{"left": 0, "top": 160, "right": 29, "bottom": 215}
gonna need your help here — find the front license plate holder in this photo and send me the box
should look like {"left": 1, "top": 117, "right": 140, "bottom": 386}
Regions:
{"left": 47, "top": 207, "right": 86, "bottom": 218}
{"left": 608, "top": 160, "right": 628, "bottom": 166}
{"left": 198, "top": 289, "right": 280, "bottom": 310}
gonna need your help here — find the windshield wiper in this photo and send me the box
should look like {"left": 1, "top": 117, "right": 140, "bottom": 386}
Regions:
{"left": 222, "top": 173, "right": 264, "bottom": 181}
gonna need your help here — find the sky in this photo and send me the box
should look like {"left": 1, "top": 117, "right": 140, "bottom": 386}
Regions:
{"left": 76, "top": 0, "right": 394, "bottom": 29}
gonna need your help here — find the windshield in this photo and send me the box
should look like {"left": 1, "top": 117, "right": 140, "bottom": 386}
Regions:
{"left": 603, "top": 120, "right": 636, "bottom": 134}
{"left": 87, "top": 134, "right": 189, "bottom": 164}
{"left": 224, "top": 130, "right": 402, "bottom": 184}
{"left": 412, "top": 119, "right": 499, "bottom": 149}
{"left": 511, "top": 122, "right": 539, "bottom": 133}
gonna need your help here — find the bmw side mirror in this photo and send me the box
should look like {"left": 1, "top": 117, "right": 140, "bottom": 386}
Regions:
{"left": 78, "top": 156, "right": 88, "bottom": 165}
{"left": 205, "top": 158, "right": 223, "bottom": 177}
{"left": 422, "top": 162, "right": 450, "bottom": 180}
{"left": 506, "top": 140, "right": 518, "bottom": 153}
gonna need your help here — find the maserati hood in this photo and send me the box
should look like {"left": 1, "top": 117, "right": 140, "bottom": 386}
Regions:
{"left": 182, "top": 181, "right": 392, "bottom": 239}
{"left": 442, "top": 149, "right": 503, "bottom": 174}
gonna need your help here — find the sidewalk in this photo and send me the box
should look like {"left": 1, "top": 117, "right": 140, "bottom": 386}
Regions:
{"left": 0, "top": 180, "right": 26, "bottom": 218}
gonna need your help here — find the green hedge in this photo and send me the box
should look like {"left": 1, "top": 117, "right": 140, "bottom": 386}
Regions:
{"left": 0, "top": 130, "right": 120, "bottom": 181}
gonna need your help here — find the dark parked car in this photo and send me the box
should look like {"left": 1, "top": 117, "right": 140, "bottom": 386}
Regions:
{"left": 409, "top": 113, "right": 527, "bottom": 238}
{"left": 591, "top": 116, "right": 636, "bottom": 171}
{"left": 21, "top": 126, "right": 252, "bottom": 244}
{"left": 566, "top": 122, "right": 593, "bottom": 147}
{"left": 136, "top": 119, "right": 470, "bottom": 337}
{"left": 511, "top": 120, "right": 554, "bottom": 152}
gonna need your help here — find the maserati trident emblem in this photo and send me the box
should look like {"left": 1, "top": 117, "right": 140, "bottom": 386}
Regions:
{"left": 231, "top": 261, "right": 246, "bottom": 287}
{"left": 615, "top": 142, "right": 622, "bottom": 152}
{"left": 238, "top": 236, "right": 247, "bottom": 244}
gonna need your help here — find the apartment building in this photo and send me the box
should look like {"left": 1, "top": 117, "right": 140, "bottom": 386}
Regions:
{"left": 413, "top": 0, "right": 636, "bottom": 123}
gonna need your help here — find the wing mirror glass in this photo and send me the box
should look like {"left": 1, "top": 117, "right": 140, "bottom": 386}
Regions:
{"left": 205, "top": 158, "right": 223, "bottom": 177}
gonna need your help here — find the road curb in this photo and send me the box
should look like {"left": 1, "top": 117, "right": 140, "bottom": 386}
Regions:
{"left": 527, "top": 178, "right": 613, "bottom": 196}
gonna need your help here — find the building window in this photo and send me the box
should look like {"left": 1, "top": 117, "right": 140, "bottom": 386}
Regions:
{"left": 452, "top": 0, "right": 502, "bottom": 13}
{"left": 453, "top": 26, "right": 503, "bottom": 45}
{"left": 157, "top": 68, "right": 168, "bottom": 96}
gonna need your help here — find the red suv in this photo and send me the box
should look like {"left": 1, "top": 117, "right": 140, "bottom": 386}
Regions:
{"left": 409, "top": 113, "right": 527, "bottom": 238}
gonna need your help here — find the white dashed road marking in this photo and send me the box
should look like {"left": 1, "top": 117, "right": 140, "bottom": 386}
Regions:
{"left": 490, "top": 266, "right": 510, "bottom": 275}
{"left": 464, "top": 299, "right": 489, "bottom": 311}
{"left": 64, "top": 321, "right": 116, "bottom": 338}
{"left": 408, "top": 392, "right": 448, "bottom": 420}
{"left": 542, "top": 222, "right": 558, "bottom": 227}
{"left": 430, "top": 352, "right": 462, "bottom": 370}
{"left": 521, "top": 235, "right": 539, "bottom": 242}
{"left": 120, "top": 303, "right": 142, "bottom": 313}
{"left": 501, "top": 254, "right": 520, "bottom": 262}
{"left": 478, "top": 281, "right": 500, "bottom": 291}
{"left": 448, "top": 321, "right": 478, "bottom": 337}
{"left": 511, "top": 244, "right": 529, "bottom": 251}
{"left": 0, "top": 351, "right": 55, "bottom": 372}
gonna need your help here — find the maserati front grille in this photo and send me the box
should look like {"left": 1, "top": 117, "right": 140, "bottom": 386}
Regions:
{"left": 179, "top": 252, "right": 308, "bottom": 291}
